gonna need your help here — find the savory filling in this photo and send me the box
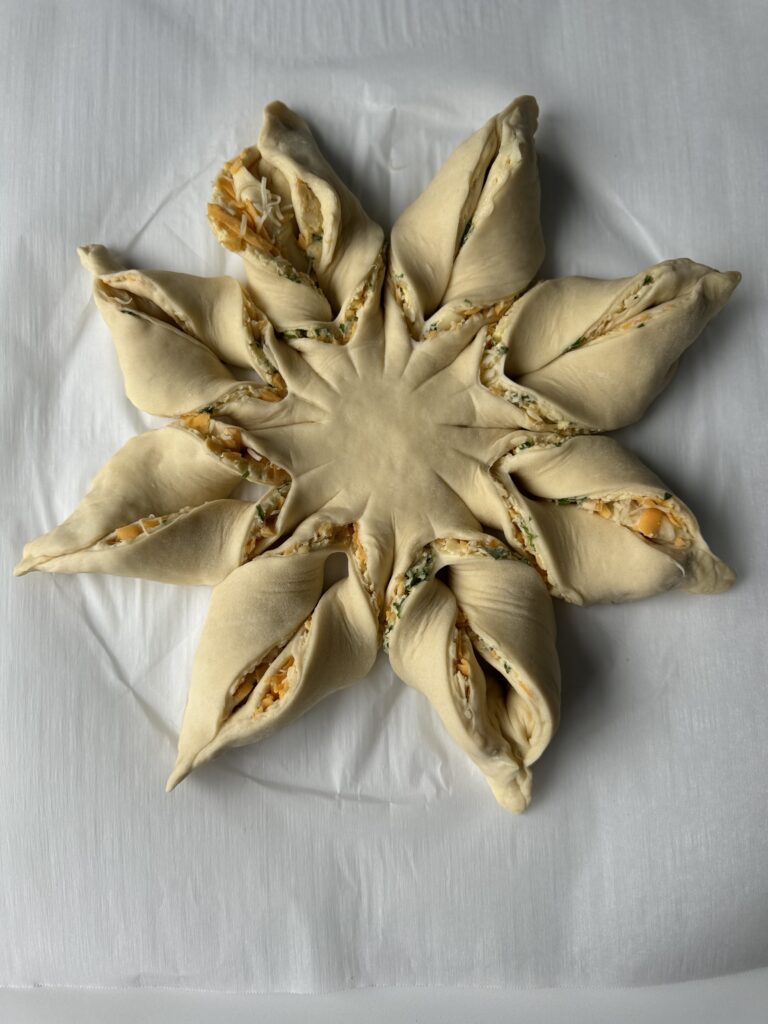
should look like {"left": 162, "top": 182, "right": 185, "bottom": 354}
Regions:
{"left": 422, "top": 296, "right": 510, "bottom": 339}
{"left": 383, "top": 545, "right": 436, "bottom": 646}
{"left": 178, "top": 412, "right": 289, "bottom": 485}
{"left": 336, "top": 254, "right": 384, "bottom": 341}
{"left": 389, "top": 271, "right": 418, "bottom": 336}
{"left": 560, "top": 494, "right": 691, "bottom": 553}
{"left": 242, "top": 482, "right": 291, "bottom": 561}
{"left": 292, "top": 178, "right": 324, "bottom": 269}
{"left": 562, "top": 271, "right": 657, "bottom": 354}
{"left": 279, "top": 520, "right": 354, "bottom": 558}
{"left": 208, "top": 149, "right": 329, "bottom": 296}
{"left": 350, "top": 523, "right": 378, "bottom": 610}
{"left": 383, "top": 537, "right": 514, "bottom": 647}
{"left": 101, "top": 273, "right": 287, "bottom": 397}
{"left": 239, "top": 290, "right": 286, "bottom": 392}
{"left": 223, "top": 618, "right": 312, "bottom": 722}
{"left": 481, "top": 332, "right": 581, "bottom": 432}
{"left": 453, "top": 616, "right": 475, "bottom": 720}
{"left": 432, "top": 536, "right": 511, "bottom": 561}
{"left": 102, "top": 512, "right": 175, "bottom": 546}
{"left": 253, "top": 657, "right": 293, "bottom": 716}
{"left": 209, "top": 154, "right": 288, "bottom": 260}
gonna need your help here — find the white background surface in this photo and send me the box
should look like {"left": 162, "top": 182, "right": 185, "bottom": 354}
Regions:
{"left": 2, "top": 0, "right": 767, "bottom": 1018}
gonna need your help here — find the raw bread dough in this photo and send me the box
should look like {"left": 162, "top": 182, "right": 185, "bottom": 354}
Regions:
{"left": 16, "top": 98, "right": 739, "bottom": 812}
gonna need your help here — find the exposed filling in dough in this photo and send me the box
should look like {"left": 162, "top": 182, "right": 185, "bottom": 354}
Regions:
{"left": 275, "top": 521, "right": 378, "bottom": 613}
{"left": 350, "top": 523, "right": 378, "bottom": 609}
{"left": 178, "top": 412, "right": 289, "bottom": 485}
{"left": 432, "top": 536, "right": 511, "bottom": 561}
{"left": 239, "top": 289, "right": 286, "bottom": 391}
{"left": 452, "top": 617, "right": 537, "bottom": 750}
{"left": 223, "top": 618, "right": 312, "bottom": 722}
{"left": 383, "top": 544, "right": 436, "bottom": 645}
{"left": 563, "top": 272, "right": 657, "bottom": 353}
{"left": 452, "top": 615, "right": 475, "bottom": 720}
{"left": 383, "top": 537, "right": 514, "bottom": 647}
{"left": 103, "top": 273, "right": 287, "bottom": 395}
{"left": 209, "top": 149, "right": 329, "bottom": 301}
{"left": 281, "top": 251, "right": 384, "bottom": 345}
{"left": 101, "top": 512, "right": 176, "bottom": 547}
{"left": 558, "top": 493, "right": 691, "bottom": 555}
{"left": 242, "top": 482, "right": 291, "bottom": 560}
{"left": 423, "top": 296, "right": 509, "bottom": 339}
{"left": 279, "top": 520, "right": 354, "bottom": 557}
{"left": 210, "top": 154, "right": 291, "bottom": 258}
{"left": 292, "top": 178, "right": 324, "bottom": 268}
{"left": 480, "top": 332, "right": 578, "bottom": 431}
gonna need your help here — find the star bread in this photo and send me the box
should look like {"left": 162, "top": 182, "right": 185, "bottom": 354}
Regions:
{"left": 16, "top": 98, "right": 739, "bottom": 812}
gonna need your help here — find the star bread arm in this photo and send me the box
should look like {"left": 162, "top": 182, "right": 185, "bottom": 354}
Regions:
{"left": 486, "top": 260, "right": 740, "bottom": 431}
{"left": 14, "top": 427, "right": 264, "bottom": 583}
{"left": 167, "top": 523, "right": 379, "bottom": 790}
{"left": 208, "top": 102, "right": 385, "bottom": 336}
{"left": 388, "top": 538, "right": 559, "bottom": 814}
{"left": 389, "top": 96, "right": 543, "bottom": 337}
{"left": 78, "top": 245, "right": 286, "bottom": 413}
{"left": 492, "top": 433, "right": 734, "bottom": 602}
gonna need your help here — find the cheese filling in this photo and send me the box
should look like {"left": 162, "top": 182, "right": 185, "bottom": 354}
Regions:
{"left": 383, "top": 536, "right": 514, "bottom": 647}
{"left": 560, "top": 494, "right": 691, "bottom": 553}
{"left": 101, "top": 513, "right": 175, "bottom": 547}
{"left": 223, "top": 618, "right": 312, "bottom": 722}
{"left": 178, "top": 412, "right": 289, "bottom": 485}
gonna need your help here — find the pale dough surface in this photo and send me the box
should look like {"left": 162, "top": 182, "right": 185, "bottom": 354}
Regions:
{"left": 16, "top": 97, "right": 736, "bottom": 814}
{"left": 3, "top": 0, "right": 767, "bottom": 998}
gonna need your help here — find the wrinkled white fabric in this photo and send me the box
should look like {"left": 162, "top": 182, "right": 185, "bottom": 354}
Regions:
{"left": 2, "top": 0, "right": 767, "bottom": 997}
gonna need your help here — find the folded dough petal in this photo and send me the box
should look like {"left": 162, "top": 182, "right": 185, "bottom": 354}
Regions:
{"left": 21, "top": 500, "right": 265, "bottom": 585}
{"left": 495, "top": 260, "right": 740, "bottom": 431}
{"left": 15, "top": 426, "right": 243, "bottom": 577}
{"left": 167, "top": 527, "right": 379, "bottom": 789}
{"left": 208, "top": 102, "right": 384, "bottom": 332}
{"left": 79, "top": 245, "right": 285, "bottom": 417}
{"left": 390, "top": 96, "right": 543, "bottom": 334}
{"left": 388, "top": 536, "right": 559, "bottom": 813}
{"left": 492, "top": 433, "right": 734, "bottom": 603}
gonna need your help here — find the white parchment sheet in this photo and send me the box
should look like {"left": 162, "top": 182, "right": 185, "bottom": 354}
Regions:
{"left": 2, "top": 0, "right": 767, "bottom": 992}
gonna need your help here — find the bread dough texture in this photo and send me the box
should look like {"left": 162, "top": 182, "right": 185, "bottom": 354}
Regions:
{"left": 16, "top": 98, "right": 740, "bottom": 812}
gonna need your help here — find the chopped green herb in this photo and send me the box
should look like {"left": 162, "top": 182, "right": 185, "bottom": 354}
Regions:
{"left": 636, "top": 322, "right": 645, "bottom": 329}
{"left": 460, "top": 219, "right": 474, "bottom": 245}
{"left": 311, "top": 232, "right": 323, "bottom": 243}
{"left": 557, "top": 497, "right": 582, "bottom": 506}
{"left": 484, "top": 545, "right": 509, "bottom": 560}
{"left": 240, "top": 469, "right": 250, "bottom": 480}
{"left": 519, "top": 522, "right": 537, "bottom": 549}
{"left": 503, "top": 660, "right": 512, "bottom": 674}
{"left": 565, "top": 338, "right": 585, "bottom": 352}
{"left": 506, "top": 391, "right": 533, "bottom": 409}
{"left": 495, "top": 343, "right": 509, "bottom": 355}
{"left": 642, "top": 274, "right": 653, "bottom": 286}
{"left": 278, "top": 264, "right": 302, "bottom": 284}
{"left": 516, "top": 440, "right": 535, "bottom": 451}
{"left": 200, "top": 405, "right": 215, "bottom": 414}
{"left": 121, "top": 309, "right": 140, "bottom": 319}
{"left": 662, "top": 491, "right": 672, "bottom": 500}
{"left": 255, "top": 503, "right": 265, "bottom": 521}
